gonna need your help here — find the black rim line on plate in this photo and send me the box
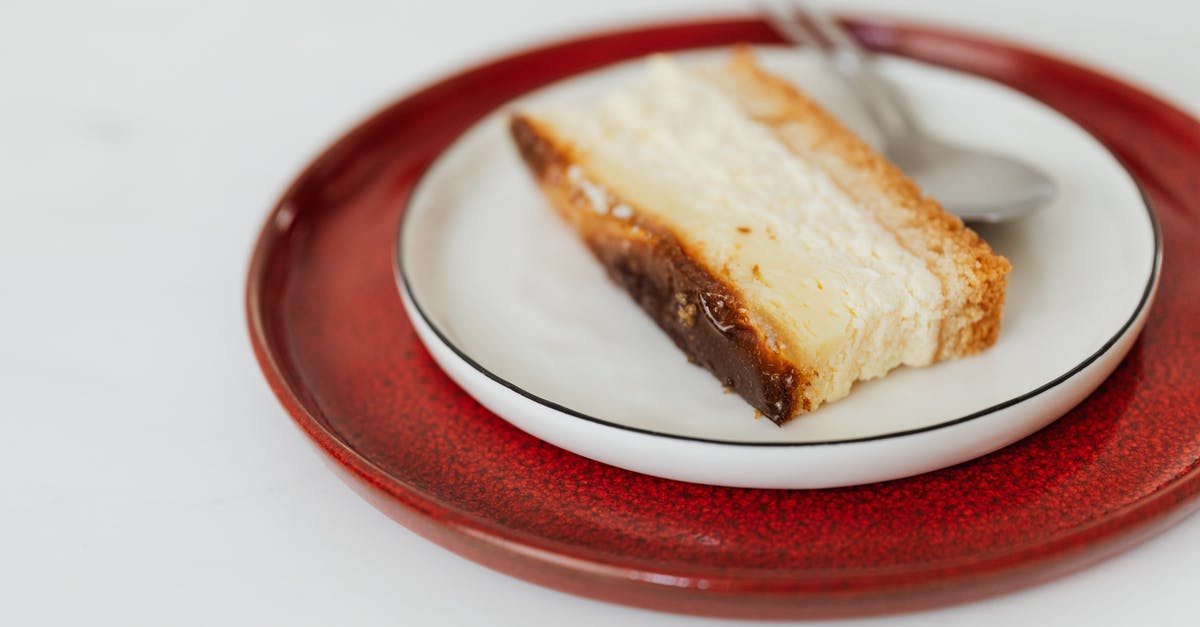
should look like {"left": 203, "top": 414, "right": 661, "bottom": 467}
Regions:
{"left": 391, "top": 64, "right": 1164, "bottom": 449}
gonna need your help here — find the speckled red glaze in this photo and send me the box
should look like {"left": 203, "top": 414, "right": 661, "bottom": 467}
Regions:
{"left": 246, "top": 16, "right": 1200, "bottom": 619}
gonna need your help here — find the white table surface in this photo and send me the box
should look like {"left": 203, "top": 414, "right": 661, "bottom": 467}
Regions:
{"left": 3, "top": 1, "right": 1197, "bottom": 624}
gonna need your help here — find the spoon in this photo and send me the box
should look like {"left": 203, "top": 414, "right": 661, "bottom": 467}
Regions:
{"left": 760, "top": 1, "right": 1056, "bottom": 222}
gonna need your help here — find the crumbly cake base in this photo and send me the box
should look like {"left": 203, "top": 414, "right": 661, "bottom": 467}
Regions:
{"left": 712, "top": 49, "right": 1010, "bottom": 359}
{"left": 512, "top": 115, "right": 813, "bottom": 424}
{"left": 509, "top": 51, "right": 1010, "bottom": 424}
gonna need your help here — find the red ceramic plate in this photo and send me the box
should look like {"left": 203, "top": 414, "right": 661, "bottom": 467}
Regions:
{"left": 247, "top": 16, "right": 1200, "bottom": 619}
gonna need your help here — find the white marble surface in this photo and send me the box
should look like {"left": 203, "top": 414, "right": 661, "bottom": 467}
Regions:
{"left": 2, "top": 1, "right": 1197, "bottom": 625}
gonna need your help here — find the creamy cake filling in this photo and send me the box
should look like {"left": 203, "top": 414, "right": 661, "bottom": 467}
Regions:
{"left": 536, "top": 57, "right": 944, "bottom": 407}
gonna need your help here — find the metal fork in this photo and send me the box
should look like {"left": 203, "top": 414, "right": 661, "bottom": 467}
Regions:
{"left": 760, "top": 1, "right": 1056, "bottom": 222}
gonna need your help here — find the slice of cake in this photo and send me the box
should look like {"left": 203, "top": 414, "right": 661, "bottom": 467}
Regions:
{"left": 509, "top": 49, "right": 1010, "bottom": 425}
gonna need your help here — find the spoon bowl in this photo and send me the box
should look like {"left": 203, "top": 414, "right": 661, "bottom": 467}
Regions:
{"left": 891, "top": 136, "right": 1058, "bottom": 222}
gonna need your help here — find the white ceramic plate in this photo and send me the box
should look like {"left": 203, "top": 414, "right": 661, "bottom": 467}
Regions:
{"left": 396, "top": 47, "right": 1160, "bottom": 489}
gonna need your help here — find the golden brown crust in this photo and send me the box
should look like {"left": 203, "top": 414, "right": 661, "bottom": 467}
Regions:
{"left": 510, "top": 114, "right": 813, "bottom": 424}
{"left": 509, "top": 50, "right": 1010, "bottom": 423}
{"left": 716, "top": 47, "right": 1010, "bottom": 360}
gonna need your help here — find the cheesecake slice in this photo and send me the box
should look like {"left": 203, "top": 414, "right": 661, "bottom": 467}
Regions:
{"left": 509, "top": 49, "right": 1010, "bottom": 425}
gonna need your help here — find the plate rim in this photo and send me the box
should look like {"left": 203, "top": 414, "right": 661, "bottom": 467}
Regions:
{"left": 393, "top": 52, "right": 1163, "bottom": 447}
